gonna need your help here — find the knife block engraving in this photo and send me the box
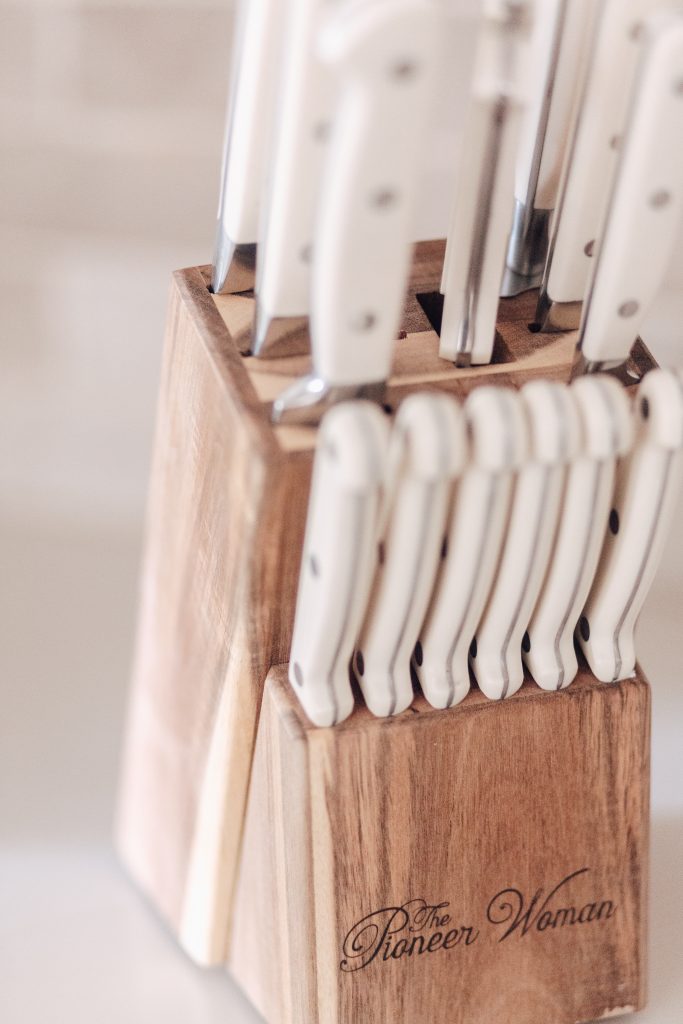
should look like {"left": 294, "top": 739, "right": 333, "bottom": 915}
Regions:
{"left": 230, "top": 666, "right": 650, "bottom": 1024}
{"left": 116, "top": 240, "right": 655, "bottom": 980}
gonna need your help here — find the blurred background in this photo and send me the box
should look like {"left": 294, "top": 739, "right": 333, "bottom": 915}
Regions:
{"left": 1, "top": 1, "right": 682, "bottom": 1021}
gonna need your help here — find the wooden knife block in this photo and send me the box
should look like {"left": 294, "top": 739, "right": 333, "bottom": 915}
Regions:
{"left": 117, "top": 241, "right": 653, "bottom": 1022}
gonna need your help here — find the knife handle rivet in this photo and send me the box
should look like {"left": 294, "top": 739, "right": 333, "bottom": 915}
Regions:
{"left": 579, "top": 617, "right": 590, "bottom": 643}
{"left": 583, "top": 240, "right": 595, "bottom": 258}
{"left": 324, "top": 440, "right": 338, "bottom": 461}
{"left": 312, "top": 121, "right": 331, "bottom": 143}
{"left": 355, "top": 651, "right": 365, "bottom": 677}
{"left": 309, "top": 554, "right": 320, "bottom": 577}
{"left": 629, "top": 22, "right": 644, "bottom": 42}
{"left": 293, "top": 662, "right": 304, "bottom": 687}
{"left": 609, "top": 509, "right": 620, "bottom": 535}
{"left": 414, "top": 641, "right": 423, "bottom": 667}
{"left": 674, "top": 78, "right": 683, "bottom": 96}
{"left": 390, "top": 59, "right": 418, "bottom": 81}
{"left": 609, "top": 134, "right": 621, "bottom": 151}
{"left": 641, "top": 397, "right": 650, "bottom": 420}
{"left": 351, "top": 311, "right": 377, "bottom": 331}
{"left": 299, "top": 243, "right": 313, "bottom": 264}
{"left": 371, "top": 189, "right": 398, "bottom": 209}
{"left": 618, "top": 300, "right": 639, "bottom": 318}
{"left": 649, "top": 189, "right": 671, "bottom": 209}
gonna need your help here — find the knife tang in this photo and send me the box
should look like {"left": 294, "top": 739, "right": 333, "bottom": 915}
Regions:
{"left": 524, "top": 376, "right": 633, "bottom": 690}
{"left": 211, "top": 0, "right": 287, "bottom": 295}
{"left": 273, "top": 0, "right": 441, "bottom": 422}
{"left": 354, "top": 394, "right": 466, "bottom": 718}
{"left": 579, "top": 369, "right": 683, "bottom": 683}
{"left": 288, "top": 402, "right": 389, "bottom": 728}
{"left": 414, "top": 387, "right": 528, "bottom": 710}
{"left": 439, "top": 0, "right": 532, "bottom": 366}
{"left": 471, "top": 380, "right": 581, "bottom": 700}
{"left": 574, "top": 11, "right": 683, "bottom": 375}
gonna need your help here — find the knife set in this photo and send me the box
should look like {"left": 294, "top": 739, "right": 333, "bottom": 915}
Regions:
{"left": 117, "top": 0, "right": 683, "bottom": 1022}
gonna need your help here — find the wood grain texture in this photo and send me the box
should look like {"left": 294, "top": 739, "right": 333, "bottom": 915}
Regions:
{"left": 117, "top": 240, "right": 656, "bottom": 971}
{"left": 230, "top": 666, "right": 650, "bottom": 1024}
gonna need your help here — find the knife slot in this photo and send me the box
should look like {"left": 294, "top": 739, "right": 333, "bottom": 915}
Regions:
{"left": 416, "top": 290, "right": 515, "bottom": 366}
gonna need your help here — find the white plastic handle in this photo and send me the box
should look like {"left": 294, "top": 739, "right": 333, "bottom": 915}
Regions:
{"left": 471, "top": 380, "right": 581, "bottom": 700}
{"left": 354, "top": 394, "right": 466, "bottom": 717}
{"left": 288, "top": 402, "right": 390, "bottom": 727}
{"left": 439, "top": 0, "right": 531, "bottom": 365}
{"left": 255, "top": 0, "right": 337, "bottom": 322}
{"left": 579, "top": 11, "right": 683, "bottom": 367}
{"left": 524, "top": 376, "right": 633, "bottom": 690}
{"left": 414, "top": 387, "right": 528, "bottom": 709}
{"left": 539, "top": 0, "right": 669, "bottom": 317}
{"left": 309, "top": 0, "right": 441, "bottom": 387}
{"left": 579, "top": 369, "right": 683, "bottom": 682}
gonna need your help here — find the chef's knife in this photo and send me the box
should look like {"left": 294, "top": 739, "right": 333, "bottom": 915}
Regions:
{"left": 535, "top": 0, "right": 671, "bottom": 332}
{"left": 272, "top": 0, "right": 442, "bottom": 423}
{"left": 439, "top": 0, "right": 532, "bottom": 366}
{"left": 501, "top": 0, "right": 595, "bottom": 296}
{"left": 414, "top": 387, "right": 528, "bottom": 710}
{"left": 572, "top": 11, "right": 683, "bottom": 377}
{"left": 579, "top": 368, "right": 683, "bottom": 683}
{"left": 354, "top": 394, "right": 466, "bottom": 718}
{"left": 524, "top": 375, "right": 633, "bottom": 690}
{"left": 471, "top": 380, "right": 581, "bottom": 700}
{"left": 211, "top": 0, "right": 287, "bottom": 295}
{"left": 250, "top": 0, "right": 337, "bottom": 357}
{"left": 288, "top": 402, "right": 389, "bottom": 728}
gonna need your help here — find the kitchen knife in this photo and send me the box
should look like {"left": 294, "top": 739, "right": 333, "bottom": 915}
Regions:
{"left": 288, "top": 402, "right": 389, "bottom": 728}
{"left": 535, "top": 0, "right": 672, "bottom": 332}
{"left": 579, "top": 368, "right": 683, "bottom": 683}
{"left": 414, "top": 386, "right": 528, "bottom": 710}
{"left": 501, "top": 0, "right": 596, "bottom": 296}
{"left": 524, "top": 375, "right": 633, "bottom": 690}
{"left": 471, "top": 380, "right": 581, "bottom": 700}
{"left": 353, "top": 393, "right": 466, "bottom": 718}
{"left": 572, "top": 11, "right": 683, "bottom": 377}
{"left": 272, "top": 0, "right": 442, "bottom": 423}
{"left": 250, "top": 0, "right": 338, "bottom": 357}
{"left": 211, "top": 0, "right": 287, "bottom": 296}
{"left": 439, "top": 0, "right": 532, "bottom": 367}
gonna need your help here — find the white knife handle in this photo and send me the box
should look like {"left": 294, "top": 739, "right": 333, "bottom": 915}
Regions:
{"left": 439, "top": 1, "right": 531, "bottom": 365}
{"left": 310, "top": 0, "right": 441, "bottom": 387}
{"left": 288, "top": 403, "right": 389, "bottom": 727}
{"left": 524, "top": 376, "right": 633, "bottom": 691}
{"left": 415, "top": 387, "right": 528, "bottom": 710}
{"left": 354, "top": 394, "right": 466, "bottom": 718}
{"left": 255, "top": 0, "right": 336, "bottom": 322}
{"left": 579, "top": 12, "right": 683, "bottom": 369}
{"left": 471, "top": 380, "right": 581, "bottom": 700}
{"left": 579, "top": 369, "right": 683, "bottom": 683}
{"left": 540, "top": 0, "right": 676, "bottom": 323}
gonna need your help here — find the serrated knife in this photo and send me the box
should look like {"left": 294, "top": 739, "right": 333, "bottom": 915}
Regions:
{"left": 272, "top": 0, "right": 442, "bottom": 423}
{"left": 439, "top": 0, "right": 532, "bottom": 367}
{"left": 524, "top": 375, "right": 633, "bottom": 690}
{"left": 572, "top": 11, "right": 683, "bottom": 377}
{"left": 579, "top": 368, "right": 683, "bottom": 683}
{"left": 353, "top": 394, "right": 466, "bottom": 718}
{"left": 471, "top": 380, "right": 581, "bottom": 700}
{"left": 414, "top": 387, "right": 528, "bottom": 710}
{"left": 211, "top": 0, "right": 287, "bottom": 296}
{"left": 288, "top": 402, "right": 389, "bottom": 728}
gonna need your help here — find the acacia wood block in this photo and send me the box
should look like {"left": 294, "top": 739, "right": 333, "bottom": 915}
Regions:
{"left": 229, "top": 666, "right": 650, "bottom": 1024}
{"left": 117, "top": 239, "right": 656, "bottom": 969}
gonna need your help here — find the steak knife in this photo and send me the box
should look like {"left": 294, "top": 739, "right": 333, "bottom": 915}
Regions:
{"left": 524, "top": 376, "right": 633, "bottom": 690}
{"left": 471, "top": 380, "right": 581, "bottom": 700}
{"left": 439, "top": 0, "right": 532, "bottom": 366}
{"left": 211, "top": 0, "right": 287, "bottom": 295}
{"left": 535, "top": 0, "right": 670, "bottom": 332}
{"left": 414, "top": 387, "right": 528, "bottom": 710}
{"left": 573, "top": 11, "right": 683, "bottom": 377}
{"left": 354, "top": 394, "right": 466, "bottom": 718}
{"left": 250, "top": 0, "right": 337, "bottom": 357}
{"left": 288, "top": 402, "right": 389, "bottom": 728}
{"left": 272, "top": 0, "right": 442, "bottom": 422}
{"left": 501, "top": 0, "right": 595, "bottom": 296}
{"left": 579, "top": 368, "right": 683, "bottom": 683}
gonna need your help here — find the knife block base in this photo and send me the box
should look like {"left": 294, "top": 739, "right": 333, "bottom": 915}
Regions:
{"left": 229, "top": 664, "right": 650, "bottom": 1024}
{"left": 116, "top": 241, "right": 656, "bottom": 972}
